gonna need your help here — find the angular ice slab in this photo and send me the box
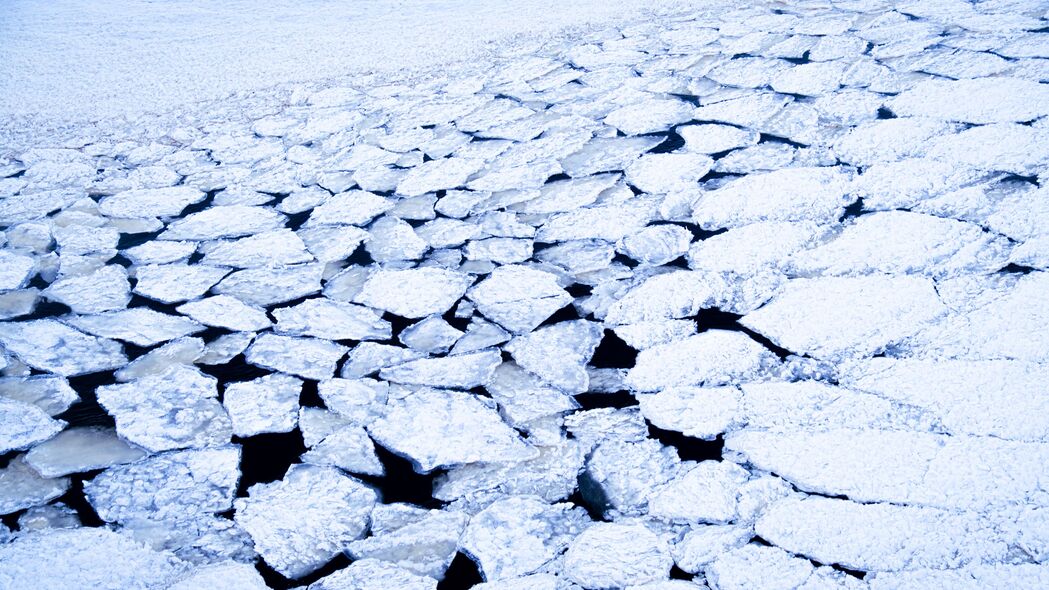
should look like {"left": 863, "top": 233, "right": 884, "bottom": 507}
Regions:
{"left": 0, "top": 319, "right": 127, "bottom": 376}
{"left": 273, "top": 297, "right": 392, "bottom": 341}
{"left": 367, "top": 387, "right": 536, "bottom": 472}
{"left": 235, "top": 464, "right": 377, "bottom": 579}
{"left": 85, "top": 445, "right": 240, "bottom": 523}
{"left": 741, "top": 275, "right": 946, "bottom": 361}
{"left": 223, "top": 373, "right": 302, "bottom": 437}
{"left": 353, "top": 267, "right": 473, "bottom": 318}
{"left": 24, "top": 427, "right": 145, "bottom": 477}
{"left": 64, "top": 308, "right": 205, "bottom": 347}
{"left": 626, "top": 331, "right": 777, "bottom": 392}
{"left": 0, "top": 528, "right": 187, "bottom": 589}
{"left": 97, "top": 365, "right": 232, "bottom": 452}
{"left": 504, "top": 320, "right": 603, "bottom": 394}
{"left": 460, "top": 496, "right": 591, "bottom": 581}
{"left": 563, "top": 523, "right": 673, "bottom": 588}
{"left": 0, "top": 397, "right": 64, "bottom": 454}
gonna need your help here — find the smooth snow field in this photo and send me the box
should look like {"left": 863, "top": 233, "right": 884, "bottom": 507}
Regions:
{"left": 0, "top": 0, "right": 711, "bottom": 121}
{"left": 3, "top": 0, "right": 1049, "bottom": 589}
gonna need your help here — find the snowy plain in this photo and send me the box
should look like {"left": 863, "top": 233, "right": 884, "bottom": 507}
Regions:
{"left": 2, "top": 0, "right": 1049, "bottom": 589}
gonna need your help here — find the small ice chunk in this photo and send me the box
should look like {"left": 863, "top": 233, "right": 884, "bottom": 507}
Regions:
{"left": 85, "top": 445, "right": 240, "bottom": 523}
{"left": 43, "top": 265, "right": 130, "bottom": 313}
{"left": 692, "top": 93, "right": 791, "bottom": 128}
{"left": 0, "top": 376, "right": 78, "bottom": 416}
{"left": 234, "top": 464, "right": 378, "bottom": 578}
{"left": 366, "top": 216, "right": 429, "bottom": 262}
{"left": 686, "top": 221, "right": 824, "bottom": 275}
{"left": 308, "top": 558, "right": 437, "bottom": 590}
{"left": 769, "top": 61, "right": 846, "bottom": 96}
{"left": 0, "top": 288, "right": 40, "bottom": 320}
{"left": 380, "top": 349, "right": 502, "bottom": 388}
{"left": 467, "top": 265, "right": 572, "bottom": 333}
{"left": 0, "top": 319, "right": 126, "bottom": 376}
{"left": 201, "top": 229, "right": 313, "bottom": 268}
{"left": 0, "top": 528, "right": 186, "bottom": 588}
{"left": 396, "top": 158, "right": 486, "bottom": 197}
{"left": 513, "top": 173, "right": 621, "bottom": 214}
{"left": 367, "top": 387, "right": 535, "bottom": 472}
{"left": 626, "top": 331, "right": 777, "bottom": 392}
{"left": 692, "top": 167, "right": 852, "bottom": 229}
{"left": 199, "top": 332, "right": 255, "bottom": 365}
{"left": 0, "top": 457, "right": 70, "bottom": 514}
{"left": 450, "top": 318, "right": 511, "bottom": 355}
{"left": 223, "top": 373, "right": 302, "bottom": 436}
{"left": 99, "top": 186, "right": 206, "bottom": 218}
{"left": 166, "top": 562, "right": 268, "bottom": 590}
{"left": 0, "top": 397, "right": 64, "bottom": 454}
{"left": 416, "top": 218, "right": 484, "bottom": 248}
{"left": 586, "top": 438, "right": 680, "bottom": 516}
{"left": 504, "top": 320, "right": 603, "bottom": 394}
{"left": 298, "top": 225, "right": 370, "bottom": 262}
{"left": 464, "top": 237, "right": 533, "bottom": 264}
{"left": 301, "top": 426, "right": 383, "bottom": 476}
{"left": 399, "top": 316, "right": 464, "bottom": 353}
{"left": 341, "top": 343, "right": 426, "bottom": 378}
{"left": 604, "top": 98, "right": 694, "bottom": 135}
{"left": 24, "top": 427, "right": 145, "bottom": 477}
{"left": 705, "top": 544, "right": 814, "bottom": 590}
{"left": 613, "top": 319, "right": 697, "bottom": 350}
{"left": 486, "top": 361, "right": 579, "bottom": 426}
{"left": 273, "top": 298, "right": 391, "bottom": 341}
{"left": 17, "top": 503, "right": 80, "bottom": 532}
{"left": 0, "top": 251, "right": 35, "bottom": 289}
{"left": 64, "top": 308, "right": 205, "bottom": 346}
{"left": 741, "top": 275, "right": 946, "bottom": 360}
{"left": 672, "top": 525, "right": 752, "bottom": 573}
{"left": 679, "top": 124, "right": 760, "bottom": 154}
{"left": 176, "top": 295, "right": 272, "bottom": 331}
{"left": 563, "top": 523, "right": 673, "bottom": 588}
{"left": 434, "top": 441, "right": 584, "bottom": 504}
{"left": 560, "top": 137, "right": 663, "bottom": 178}
{"left": 347, "top": 509, "right": 466, "bottom": 579}
{"left": 888, "top": 77, "right": 1049, "bottom": 123}
{"left": 133, "top": 263, "right": 230, "bottom": 303}
{"left": 245, "top": 333, "right": 348, "bottom": 380}
{"left": 160, "top": 205, "right": 287, "bottom": 240}
{"left": 648, "top": 461, "right": 751, "bottom": 524}
{"left": 96, "top": 365, "right": 231, "bottom": 452}
{"left": 460, "top": 496, "right": 591, "bottom": 581}
{"left": 353, "top": 268, "right": 473, "bottom": 318}
{"left": 535, "top": 198, "right": 658, "bottom": 242}
{"left": 317, "top": 378, "right": 388, "bottom": 425}
{"left": 625, "top": 153, "right": 713, "bottom": 194}
{"left": 123, "top": 240, "right": 197, "bottom": 265}
{"left": 638, "top": 386, "right": 742, "bottom": 439}
{"left": 113, "top": 335, "right": 203, "bottom": 382}
{"left": 212, "top": 263, "right": 324, "bottom": 306}
{"left": 619, "top": 225, "right": 693, "bottom": 265}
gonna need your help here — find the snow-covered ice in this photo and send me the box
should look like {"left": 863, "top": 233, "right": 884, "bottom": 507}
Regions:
{"left": 4, "top": 0, "right": 1049, "bottom": 586}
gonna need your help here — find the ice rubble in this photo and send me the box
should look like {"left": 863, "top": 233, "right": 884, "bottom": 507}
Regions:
{"left": 3, "top": 2, "right": 1049, "bottom": 588}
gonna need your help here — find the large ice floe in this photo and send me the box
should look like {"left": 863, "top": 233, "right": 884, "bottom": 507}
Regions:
{"left": 2, "top": 0, "right": 1049, "bottom": 589}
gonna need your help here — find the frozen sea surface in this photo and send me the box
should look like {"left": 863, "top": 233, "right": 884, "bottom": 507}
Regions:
{"left": 2, "top": 0, "right": 1049, "bottom": 589}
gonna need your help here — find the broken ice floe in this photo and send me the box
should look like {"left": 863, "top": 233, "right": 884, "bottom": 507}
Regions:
{"left": 5, "top": 3, "right": 1049, "bottom": 585}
